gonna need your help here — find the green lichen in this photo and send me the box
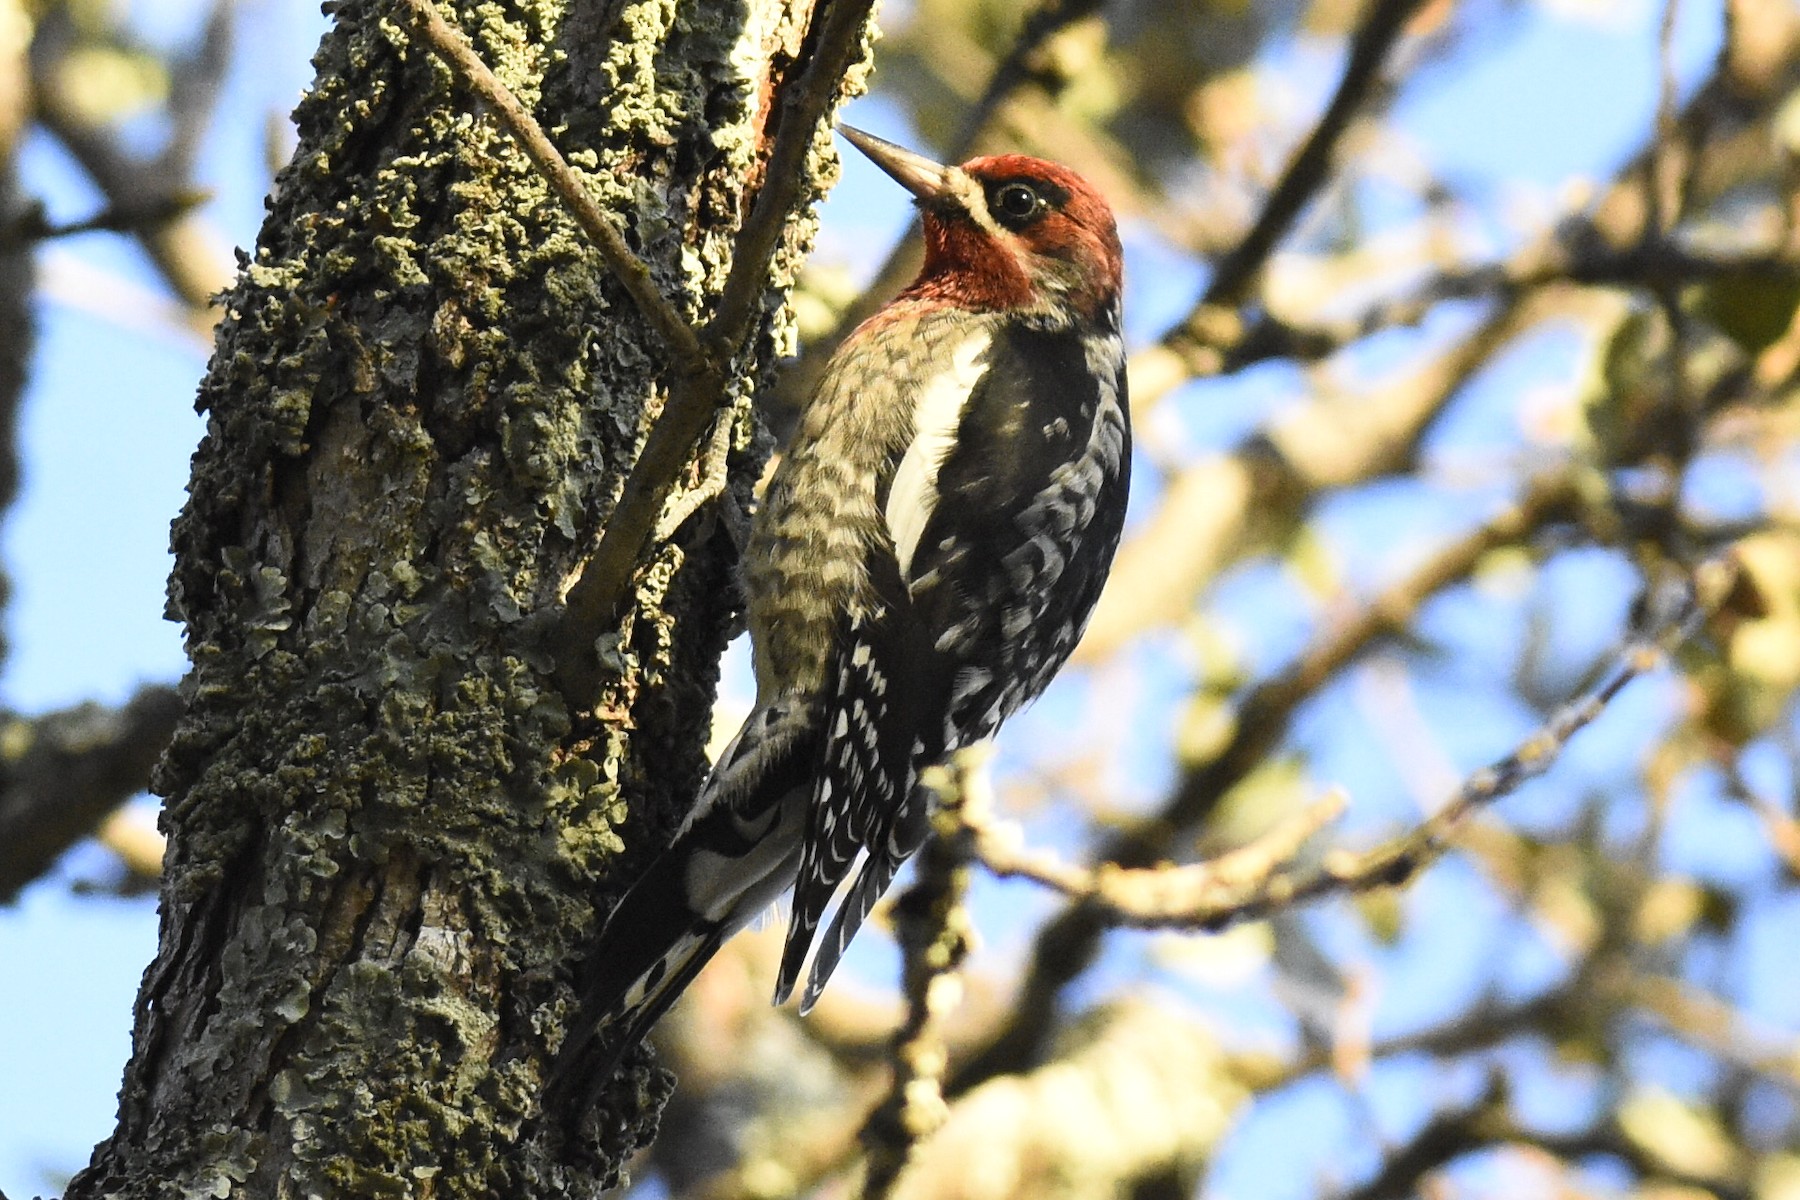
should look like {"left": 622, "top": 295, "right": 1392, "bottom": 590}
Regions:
{"left": 76, "top": 0, "right": 871, "bottom": 1192}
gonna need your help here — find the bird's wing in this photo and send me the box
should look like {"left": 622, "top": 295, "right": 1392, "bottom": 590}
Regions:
{"left": 776, "top": 318, "right": 1129, "bottom": 1009}
{"left": 901, "top": 319, "right": 1130, "bottom": 748}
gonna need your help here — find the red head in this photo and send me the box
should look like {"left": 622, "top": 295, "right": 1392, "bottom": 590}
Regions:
{"left": 839, "top": 126, "right": 1123, "bottom": 326}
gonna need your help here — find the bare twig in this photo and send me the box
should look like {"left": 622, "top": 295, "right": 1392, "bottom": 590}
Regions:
{"left": 395, "top": 0, "right": 703, "bottom": 363}
{"left": 711, "top": 0, "right": 884, "bottom": 357}
{"left": 400, "top": 0, "right": 881, "bottom": 702}
{"left": 555, "top": 0, "right": 881, "bottom": 702}
{"left": 962, "top": 556, "right": 1723, "bottom": 934}
{"left": 971, "top": 790, "right": 1347, "bottom": 926}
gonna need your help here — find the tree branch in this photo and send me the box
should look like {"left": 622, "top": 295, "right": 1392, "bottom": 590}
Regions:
{"left": 28, "top": 7, "right": 234, "bottom": 315}
{"left": 395, "top": 0, "right": 704, "bottom": 364}
{"left": 953, "top": 468, "right": 1584, "bottom": 1091}
{"left": 0, "top": 686, "right": 184, "bottom": 902}
{"left": 973, "top": 555, "right": 1720, "bottom": 930}
{"left": 399, "top": 0, "right": 884, "bottom": 703}
{"left": 1080, "top": 292, "right": 1546, "bottom": 662}
{"left": 552, "top": 0, "right": 879, "bottom": 703}
{"left": 1327, "top": 1100, "right": 1496, "bottom": 1200}
{"left": 1186, "top": 0, "right": 1427, "bottom": 314}
{"left": 711, "top": 0, "right": 885, "bottom": 357}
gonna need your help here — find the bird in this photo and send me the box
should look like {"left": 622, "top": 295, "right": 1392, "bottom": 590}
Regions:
{"left": 551, "top": 124, "right": 1130, "bottom": 1105}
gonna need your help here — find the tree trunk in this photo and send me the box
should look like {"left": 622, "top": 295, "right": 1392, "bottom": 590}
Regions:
{"left": 65, "top": 0, "right": 863, "bottom": 1192}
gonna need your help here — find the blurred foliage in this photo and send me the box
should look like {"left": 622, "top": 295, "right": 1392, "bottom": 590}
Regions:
{"left": 723, "top": 0, "right": 1800, "bottom": 1196}
{"left": 4, "top": 0, "right": 1800, "bottom": 1196}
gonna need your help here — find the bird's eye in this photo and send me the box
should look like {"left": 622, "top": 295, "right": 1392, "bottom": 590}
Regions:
{"left": 992, "top": 182, "right": 1043, "bottom": 224}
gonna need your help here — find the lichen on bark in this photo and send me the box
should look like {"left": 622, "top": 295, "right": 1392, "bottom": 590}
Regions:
{"left": 66, "top": 0, "right": 869, "bottom": 1193}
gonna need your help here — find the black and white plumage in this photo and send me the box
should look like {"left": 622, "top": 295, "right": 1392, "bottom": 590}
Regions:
{"left": 552, "top": 126, "right": 1130, "bottom": 1101}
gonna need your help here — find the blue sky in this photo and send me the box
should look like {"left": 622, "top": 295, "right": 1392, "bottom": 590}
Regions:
{"left": 0, "top": 0, "right": 1769, "bottom": 1196}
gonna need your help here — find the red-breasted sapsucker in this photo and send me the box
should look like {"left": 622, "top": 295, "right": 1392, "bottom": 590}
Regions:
{"left": 556, "top": 126, "right": 1129, "bottom": 1095}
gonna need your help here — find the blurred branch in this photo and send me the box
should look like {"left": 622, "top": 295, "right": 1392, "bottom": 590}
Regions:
{"left": 1080, "top": 292, "right": 1546, "bottom": 661}
{"left": 1, "top": 0, "right": 28, "bottom": 676}
{"left": 968, "top": 556, "right": 1727, "bottom": 932}
{"left": 165, "top": 0, "right": 237, "bottom": 180}
{"left": 1134, "top": 18, "right": 1800, "bottom": 412}
{"left": 860, "top": 751, "right": 982, "bottom": 1200}
{"left": 953, "top": 0, "right": 1105, "bottom": 150}
{"left": 883, "top": 1001, "right": 1245, "bottom": 1200}
{"left": 95, "top": 805, "right": 167, "bottom": 893}
{"left": 1722, "top": 766, "right": 1800, "bottom": 877}
{"left": 0, "top": 686, "right": 184, "bottom": 902}
{"left": 1327, "top": 1094, "right": 1499, "bottom": 1200}
{"left": 1332, "top": 1098, "right": 1756, "bottom": 1200}
{"left": 958, "top": 469, "right": 1586, "bottom": 1091}
{"left": 28, "top": 6, "right": 235, "bottom": 314}
{"left": 1119, "top": 470, "right": 1583, "bottom": 804}
{"left": 0, "top": 191, "right": 212, "bottom": 247}
{"left": 1131, "top": 0, "right": 1429, "bottom": 406}
{"left": 1086, "top": 37, "right": 1800, "bottom": 663}
{"left": 1184, "top": 0, "right": 1427, "bottom": 314}
{"left": 1631, "top": 0, "right": 1706, "bottom": 558}
{"left": 1648, "top": 0, "right": 1687, "bottom": 245}
{"left": 1524, "top": 1125, "right": 1752, "bottom": 1200}
{"left": 1631, "top": 975, "right": 1800, "bottom": 1093}
{"left": 1212, "top": 241, "right": 1800, "bottom": 379}
{"left": 645, "top": 931, "right": 890, "bottom": 1200}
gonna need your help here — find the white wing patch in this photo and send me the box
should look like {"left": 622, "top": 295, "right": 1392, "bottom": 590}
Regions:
{"left": 885, "top": 332, "right": 991, "bottom": 580}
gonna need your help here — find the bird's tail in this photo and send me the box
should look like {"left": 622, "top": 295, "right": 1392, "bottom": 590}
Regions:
{"left": 772, "top": 600, "right": 942, "bottom": 1011}
{"left": 799, "top": 782, "right": 932, "bottom": 1012}
{"left": 546, "top": 862, "right": 737, "bottom": 1116}
{"left": 547, "top": 699, "right": 814, "bottom": 1114}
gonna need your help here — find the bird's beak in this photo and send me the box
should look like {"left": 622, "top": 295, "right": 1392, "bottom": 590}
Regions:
{"left": 838, "top": 125, "right": 953, "bottom": 202}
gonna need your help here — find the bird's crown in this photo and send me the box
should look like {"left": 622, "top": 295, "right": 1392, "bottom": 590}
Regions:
{"left": 840, "top": 126, "right": 1123, "bottom": 325}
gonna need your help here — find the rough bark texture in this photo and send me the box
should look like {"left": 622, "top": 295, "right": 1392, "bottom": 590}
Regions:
{"left": 65, "top": 0, "right": 866, "bottom": 1193}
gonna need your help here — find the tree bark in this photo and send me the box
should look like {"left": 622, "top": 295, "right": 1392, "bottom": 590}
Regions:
{"left": 66, "top": 0, "right": 866, "bottom": 1192}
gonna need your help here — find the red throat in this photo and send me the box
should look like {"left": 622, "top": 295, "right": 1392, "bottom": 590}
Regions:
{"left": 906, "top": 218, "right": 1037, "bottom": 310}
